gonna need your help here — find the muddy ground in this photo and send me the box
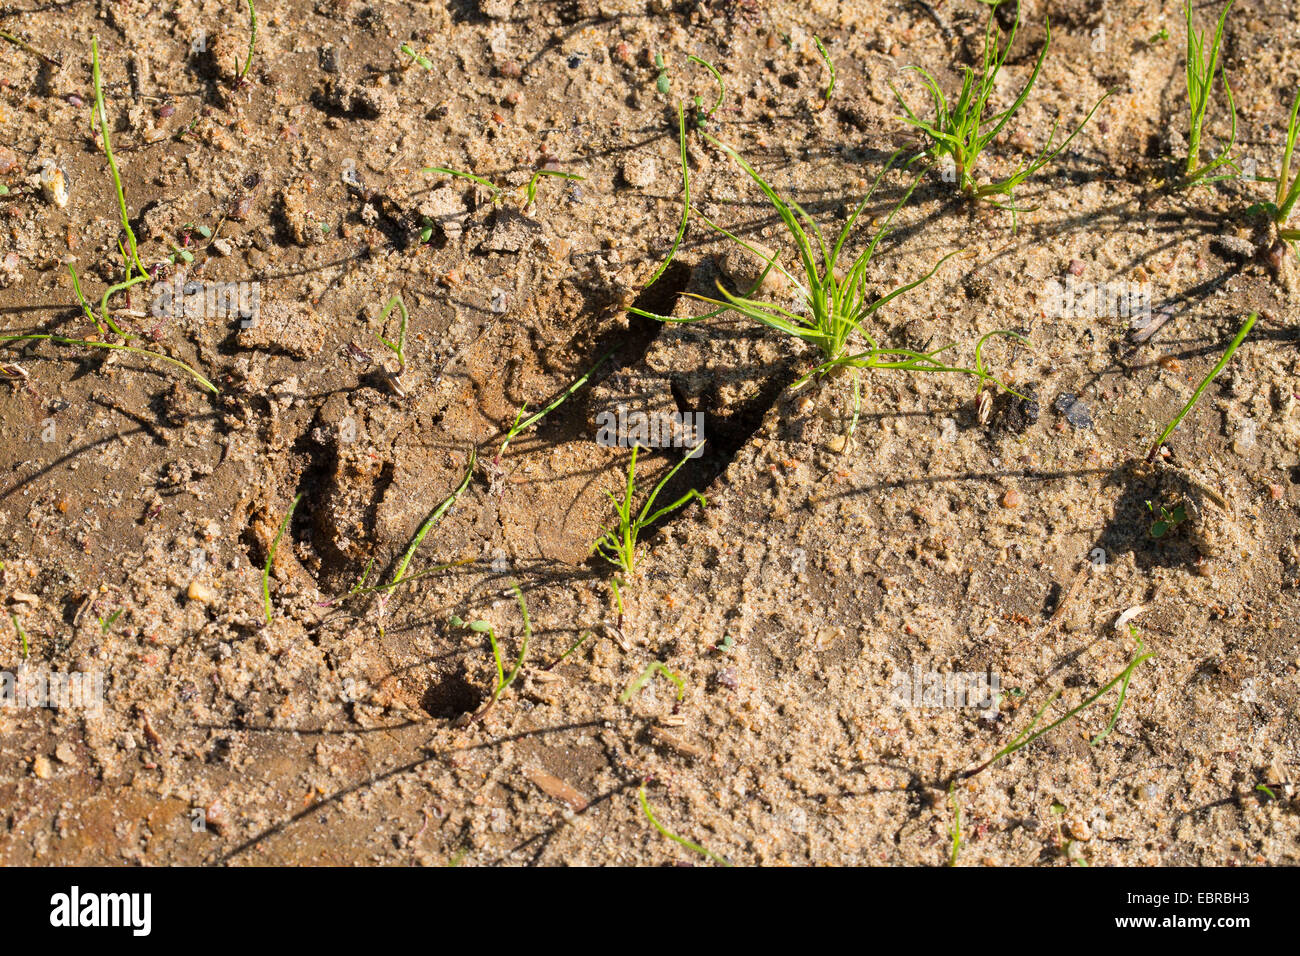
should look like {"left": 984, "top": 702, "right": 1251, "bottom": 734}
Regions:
{"left": 1, "top": 0, "right": 1299, "bottom": 865}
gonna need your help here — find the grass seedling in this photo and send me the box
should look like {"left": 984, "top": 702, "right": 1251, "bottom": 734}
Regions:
{"left": 525, "top": 169, "right": 584, "bottom": 206}
{"left": 334, "top": 556, "right": 472, "bottom": 604}
{"left": 374, "top": 293, "right": 409, "bottom": 393}
{"left": 1147, "top": 311, "right": 1257, "bottom": 460}
{"left": 973, "top": 329, "right": 1030, "bottom": 422}
{"left": 543, "top": 629, "right": 594, "bottom": 670}
{"left": 638, "top": 782, "right": 731, "bottom": 866}
{"left": 388, "top": 452, "right": 476, "bottom": 592}
{"left": 618, "top": 660, "right": 684, "bottom": 705}
{"left": 0, "top": 334, "right": 217, "bottom": 392}
{"left": 453, "top": 584, "right": 531, "bottom": 725}
{"left": 1179, "top": 0, "right": 1238, "bottom": 189}
{"left": 399, "top": 43, "right": 432, "bottom": 70}
{"left": 947, "top": 783, "right": 961, "bottom": 866}
{"left": 814, "top": 36, "right": 835, "bottom": 101}
{"left": 424, "top": 166, "right": 503, "bottom": 202}
{"left": 686, "top": 54, "right": 724, "bottom": 128}
{"left": 1276, "top": 91, "right": 1300, "bottom": 249}
{"left": 2, "top": 39, "right": 217, "bottom": 394}
{"left": 637, "top": 103, "right": 690, "bottom": 295}
{"left": 1146, "top": 500, "right": 1187, "bottom": 539}
{"left": 11, "top": 613, "right": 28, "bottom": 660}
{"left": 91, "top": 38, "right": 148, "bottom": 287}
{"left": 892, "top": 1, "right": 1111, "bottom": 224}
{"left": 1249, "top": 89, "right": 1300, "bottom": 254}
{"left": 483, "top": 350, "right": 611, "bottom": 496}
{"left": 962, "top": 628, "right": 1154, "bottom": 780}
{"left": 239, "top": 0, "right": 258, "bottom": 82}
{"left": 632, "top": 130, "right": 1027, "bottom": 427}
{"left": 0, "top": 28, "right": 61, "bottom": 67}
{"left": 495, "top": 349, "right": 612, "bottom": 461}
{"left": 422, "top": 166, "right": 584, "bottom": 210}
{"left": 262, "top": 494, "right": 302, "bottom": 625}
{"left": 98, "top": 608, "right": 123, "bottom": 634}
{"left": 592, "top": 444, "right": 706, "bottom": 577}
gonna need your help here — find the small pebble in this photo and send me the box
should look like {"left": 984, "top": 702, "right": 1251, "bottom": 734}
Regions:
{"left": 39, "top": 161, "right": 68, "bottom": 208}
{"left": 1064, "top": 814, "right": 1092, "bottom": 841}
{"left": 621, "top": 155, "right": 658, "bottom": 189}
{"left": 1053, "top": 392, "right": 1093, "bottom": 429}
{"left": 187, "top": 580, "right": 216, "bottom": 604}
{"left": 1068, "top": 259, "right": 1086, "bottom": 276}
{"left": 1001, "top": 489, "right": 1023, "bottom": 509}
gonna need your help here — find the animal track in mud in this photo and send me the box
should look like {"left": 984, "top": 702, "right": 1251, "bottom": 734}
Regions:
{"left": 256, "top": 253, "right": 803, "bottom": 604}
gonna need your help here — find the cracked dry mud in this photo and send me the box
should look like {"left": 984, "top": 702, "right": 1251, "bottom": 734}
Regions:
{"left": 1, "top": 0, "right": 1299, "bottom": 865}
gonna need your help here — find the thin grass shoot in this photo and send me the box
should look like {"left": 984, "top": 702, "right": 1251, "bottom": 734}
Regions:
{"left": 592, "top": 444, "right": 706, "bottom": 577}
{"left": 963, "top": 629, "right": 1154, "bottom": 779}
{"left": 618, "top": 660, "right": 684, "bottom": 704}
{"left": 262, "top": 494, "right": 302, "bottom": 625}
{"left": 638, "top": 782, "right": 731, "bottom": 866}
{"left": 388, "top": 452, "right": 476, "bottom": 590}
{"left": 11, "top": 613, "right": 28, "bottom": 659}
{"left": 1180, "top": 0, "right": 1238, "bottom": 188}
{"left": 1148, "top": 311, "right": 1256, "bottom": 459}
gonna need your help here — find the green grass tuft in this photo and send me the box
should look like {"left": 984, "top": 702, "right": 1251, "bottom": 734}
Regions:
{"left": 592, "top": 444, "right": 706, "bottom": 577}
{"left": 1179, "top": 0, "right": 1238, "bottom": 189}
{"left": 632, "top": 127, "right": 1029, "bottom": 429}
{"left": 893, "top": 1, "right": 1111, "bottom": 224}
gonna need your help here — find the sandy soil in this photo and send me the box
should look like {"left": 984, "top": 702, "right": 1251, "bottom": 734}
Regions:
{"left": 1, "top": 0, "right": 1299, "bottom": 865}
